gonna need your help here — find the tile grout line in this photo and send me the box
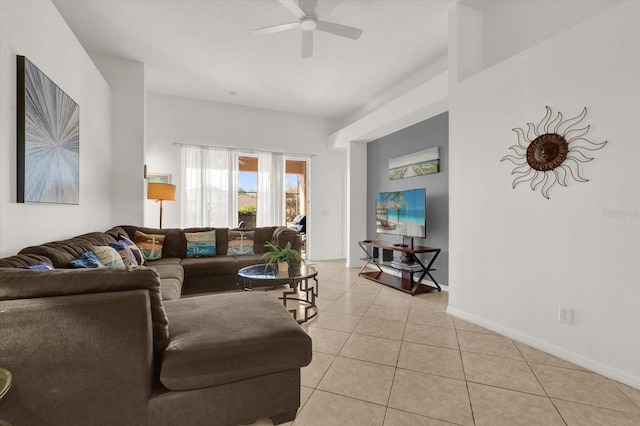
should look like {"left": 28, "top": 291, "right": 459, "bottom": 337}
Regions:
{"left": 455, "top": 322, "right": 477, "bottom": 426}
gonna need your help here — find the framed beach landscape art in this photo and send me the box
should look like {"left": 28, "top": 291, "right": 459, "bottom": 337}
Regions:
{"left": 389, "top": 147, "right": 439, "bottom": 180}
{"left": 17, "top": 56, "right": 80, "bottom": 204}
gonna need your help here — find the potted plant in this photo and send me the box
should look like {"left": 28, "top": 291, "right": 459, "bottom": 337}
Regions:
{"left": 261, "top": 241, "right": 303, "bottom": 273}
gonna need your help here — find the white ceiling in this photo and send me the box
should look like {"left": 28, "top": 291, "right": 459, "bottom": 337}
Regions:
{"left": 53, "top": 0, "right": 457, "bottom": 120}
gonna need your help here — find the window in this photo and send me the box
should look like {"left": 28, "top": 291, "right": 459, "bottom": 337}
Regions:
{"left": 238, "top": 156, "right": 258, "bottom": 228}
{"left": 285, "top": 160, "right": 307, "bottom": 223}
{"left": 181, "top": 145, "right": 309, "bottom": 232}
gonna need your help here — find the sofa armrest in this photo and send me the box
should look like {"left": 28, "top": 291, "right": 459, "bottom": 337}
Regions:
{"left": 0, "top": 266, "right": 169, "bottom": 351}
{"left": 271, "top": 226, "right": 301, "bottom": 254}
{"left": 0, "top": 290, "right": 153, "bottom": 425}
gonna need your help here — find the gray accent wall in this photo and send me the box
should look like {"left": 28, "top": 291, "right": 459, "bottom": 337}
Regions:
{"left": 367, "top": 112, "right": 449, "bottom": 286}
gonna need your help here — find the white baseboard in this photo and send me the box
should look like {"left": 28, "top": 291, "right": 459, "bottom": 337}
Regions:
{"left": 446, "top": 307, "right": 640, "bottom": 390}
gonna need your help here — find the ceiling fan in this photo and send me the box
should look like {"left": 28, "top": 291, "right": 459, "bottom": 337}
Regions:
{"left": 252, "top": 0, "right": 363, "bottom": 58}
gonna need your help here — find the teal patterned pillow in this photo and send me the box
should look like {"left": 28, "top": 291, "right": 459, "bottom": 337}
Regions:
{"left": 134, "top": 231, "right": 165, "bottom": 261}
{"left": 227, "top": 230, "right": 255, "bottom": 256}
{"left": 185, "top": 231, "right": 216, "bottom": 258}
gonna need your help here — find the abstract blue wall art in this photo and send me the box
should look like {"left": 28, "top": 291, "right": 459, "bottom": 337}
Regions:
{"left": 17, "top": 56, "right": 79, "bottom": 204}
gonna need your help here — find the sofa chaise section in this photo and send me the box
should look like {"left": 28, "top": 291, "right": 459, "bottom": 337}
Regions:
{"left": 0, "top": 266, "right": 312, "bottom": 425}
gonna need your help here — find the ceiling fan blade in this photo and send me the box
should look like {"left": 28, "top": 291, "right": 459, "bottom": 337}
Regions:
{"left": 316, "top": 20, "right": 362, "bottom": 40}
{"left": 278, "top": 0, "right": 307, "bottom": 20}
{"left": 252, "top": 22, "right": 300, "bottom": 36}
{"left": 301, "top": 30, "right": 313, "bottom": 58}
{"left": 313, "top": 0, "right": 342, "bottom": 16}
{"left": 298, "top": 0, "right": 318, "bottom": 16}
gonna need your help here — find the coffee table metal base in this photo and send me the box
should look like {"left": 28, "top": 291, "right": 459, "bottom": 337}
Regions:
{"left": 238, "top": 264, "right": 319, "bottom": 324}
{"left": 281, "top": 276, "right": 318, "bottom": 323}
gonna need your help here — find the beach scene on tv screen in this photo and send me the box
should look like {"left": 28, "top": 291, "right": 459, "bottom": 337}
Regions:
{"left": 375, "top": 189, "right": 426, "bottom": 238}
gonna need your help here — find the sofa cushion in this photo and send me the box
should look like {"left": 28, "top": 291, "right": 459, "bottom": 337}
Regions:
{"left": 0, "top": 254, "right": 52, "bottom": 269}
{"left": 160, "top": 292, "right": 312, "bottom": 391}
{"left": 270, "top": 226, "right": 298, "bottom": 252}
{"left": 234, "top": 254, "right": 266, "bottom": 271}
{"left": 19, "top": 232, "right": 117, "bottom": 268}
{"left": 120, "top": 227, "right": 185, "bottom": 259}
{"left": 0, "top": 267, "right": 169, "bottom": 351}
{"left": 180, "top": 256, "right": 237, "bottom": 279}
{"left": 253, "top": 227, "right": 276, "bottom": 254}
{"left": 147, "top": 261, "right": 184, "bottom": 301}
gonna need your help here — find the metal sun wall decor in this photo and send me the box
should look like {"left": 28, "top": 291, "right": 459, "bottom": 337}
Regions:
{"left": 17, "top": 55, "right": 80, "bottom": 204}
{"left": 500, "top": 106, "right": 607, "bottom": 199}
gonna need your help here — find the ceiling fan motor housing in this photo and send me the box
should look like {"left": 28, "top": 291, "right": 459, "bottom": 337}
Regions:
{"left": 300, "top": 18, "right": 317, "bottom": 31}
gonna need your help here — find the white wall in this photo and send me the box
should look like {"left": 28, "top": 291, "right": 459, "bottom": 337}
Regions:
{"left": 477, "top": 0, "right": 622, "bottom": 70}
{"left": 90, "top": 54, "right": 146, "bottom": 227}
{"left": 346, "top": 142, "right": 367, "bottom": 267}
{"left": 145, "top": 92, "right": 344, "bottom": 260}
{"left": 449, "top": 2, "right": 640, "bottom": 387}
{"left": 0, "top": 0, "right": 112, "bottom": 257}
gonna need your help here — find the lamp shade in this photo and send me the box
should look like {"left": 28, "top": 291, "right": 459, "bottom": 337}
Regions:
{"left": 147, "top": 183, "right": 176, "bottom": 201}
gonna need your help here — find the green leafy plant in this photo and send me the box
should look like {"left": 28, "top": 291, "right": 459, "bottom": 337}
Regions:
{"left": 260, "top": 241, "right": 302, "bottom": 266}
{"left": 238, "top": 205, "right": 257, "bottom": 216}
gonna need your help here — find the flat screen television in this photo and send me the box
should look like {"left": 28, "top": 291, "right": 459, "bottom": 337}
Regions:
{"left": 375, "top": 188, "right": 426, "bottom": 238}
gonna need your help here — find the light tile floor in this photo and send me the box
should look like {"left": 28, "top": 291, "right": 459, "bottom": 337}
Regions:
{"left": 250, "top": 260, "right": 640, "bottom": 426}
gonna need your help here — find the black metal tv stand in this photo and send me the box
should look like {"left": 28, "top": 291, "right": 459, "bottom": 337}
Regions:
{"left": 357, "top": 239, "right": 441, "bottom": 295}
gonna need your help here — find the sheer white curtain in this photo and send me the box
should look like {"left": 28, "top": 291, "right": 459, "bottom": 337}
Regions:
{"left": 256, "top": 152, "right": 285, "bottom": 227}
{"left": 181, "top": 145, "right": 237, "bottom": 228}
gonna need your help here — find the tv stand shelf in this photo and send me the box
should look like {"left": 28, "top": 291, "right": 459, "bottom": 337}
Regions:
{"left": 358, "top": 240, "right": 441, "bottom": 295}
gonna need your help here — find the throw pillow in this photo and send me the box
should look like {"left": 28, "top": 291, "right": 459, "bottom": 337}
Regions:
{"left": 135, "top": 230, "right": 165, "bottom": 261}
{"left": 227, "top": 230, "right": 255, "bottom": 256}
{"left": 117, "top": 233, "right": 147, "bottom": 266}
{"left": 109, "top": 242, "right": 138, "bottom": 267}
{"left": 92, "top": 245, "right": 125, "bottom": 267}
{"left": 70, "top": 251, "right": 105, "bottom": 269}
{"left": 185, "top": 230, "right": 216, "bottom": 258}
{"left": 22, "top": 261, "right": 54, "bottom": 271}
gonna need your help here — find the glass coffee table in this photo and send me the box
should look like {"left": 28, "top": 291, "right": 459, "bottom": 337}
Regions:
{"left": 238, "top": 264, "right": 318, "bottom": 323}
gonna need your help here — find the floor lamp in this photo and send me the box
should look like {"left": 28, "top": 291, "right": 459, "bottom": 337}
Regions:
{"left": 147, "top": 183, "right": 176, "bottom": 229}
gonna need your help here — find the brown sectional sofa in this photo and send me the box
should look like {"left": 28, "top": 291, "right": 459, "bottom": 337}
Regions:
{"left": 0, "top": 225, "right": 311, "bottom": 425}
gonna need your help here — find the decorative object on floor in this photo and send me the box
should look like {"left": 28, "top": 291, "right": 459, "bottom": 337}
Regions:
{"left": 252, "top": 0, "right": 362, "bottom": 58}
{"left": 17, "top": 56, "right": 79, "bottom": 204}
{"left": 389, "top": 147, "right": 439, "bottom": 180}
{"left": 147, "top": 182, "right": 176, "bottom": 228}
{"left": 261, "top": 241, "right": 303, "bottom": 272}
{"left": 501, "top": 106, "right": 608, "bottom": 199}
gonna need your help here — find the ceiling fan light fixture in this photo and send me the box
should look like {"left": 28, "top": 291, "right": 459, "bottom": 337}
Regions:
{"left": 300, "top": 18, "right": 317, "bottom": 31}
